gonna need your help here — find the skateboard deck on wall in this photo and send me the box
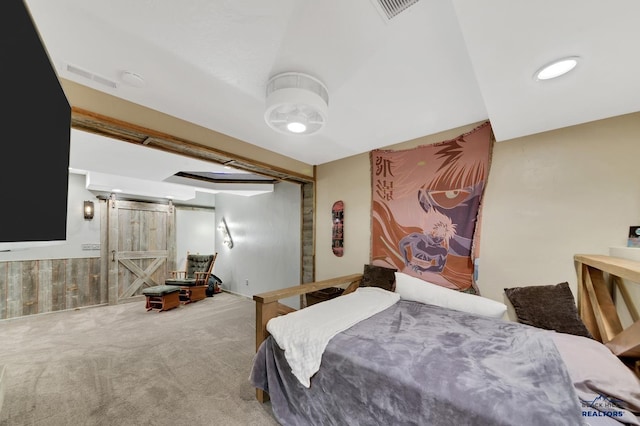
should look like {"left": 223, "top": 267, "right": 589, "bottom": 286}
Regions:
{"left": 332, "top": 200, "right": 344, "bottom": 257}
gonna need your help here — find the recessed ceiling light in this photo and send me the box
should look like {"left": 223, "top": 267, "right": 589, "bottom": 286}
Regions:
{"left": 534, "top": 57, "right": 579, "bottom": 81}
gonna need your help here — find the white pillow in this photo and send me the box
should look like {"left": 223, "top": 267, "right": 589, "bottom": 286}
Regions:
{"left": 394, "top": 272, "right": 507, "bottom": 319}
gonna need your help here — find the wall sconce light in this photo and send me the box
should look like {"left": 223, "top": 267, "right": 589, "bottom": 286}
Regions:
{"left": 218, "top": 217, "right": 233, "bottom": 248}
{"left": 84, "top": 201, "right": 95, "bottom": 220}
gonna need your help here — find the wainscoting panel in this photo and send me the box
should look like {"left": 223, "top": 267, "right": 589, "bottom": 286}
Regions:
{"left": 0, "top": 257, "right": 103, "bottom": 320}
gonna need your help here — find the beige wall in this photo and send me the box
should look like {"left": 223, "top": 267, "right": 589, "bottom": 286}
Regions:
{"left": 315, "top": 112, "right": 640, "bottom": 306}
{"left": 62, "top": 76, "right": 640, "bottom": 306}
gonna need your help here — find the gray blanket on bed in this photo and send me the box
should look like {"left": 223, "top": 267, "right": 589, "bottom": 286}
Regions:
{"left": 250, "top": 300, "right": 585, "bottom": 426}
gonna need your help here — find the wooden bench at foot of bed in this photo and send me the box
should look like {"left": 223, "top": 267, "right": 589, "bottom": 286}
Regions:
{"left": 252, "top": 273, "right": 363, "bottom": 402}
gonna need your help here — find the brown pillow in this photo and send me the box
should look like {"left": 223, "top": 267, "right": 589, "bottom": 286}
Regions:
{"left": 360, "top": 264, "right": 397, "bottom": 292}
{"left": 504, "top": 282, "right": 593, "bottom": 339}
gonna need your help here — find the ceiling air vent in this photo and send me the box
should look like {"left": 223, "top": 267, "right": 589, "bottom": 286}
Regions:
{"left": 371, "top": 0, "right": 420, "bottom": 20}
{"left": 65, "top": 63, "right": 117, "bottom": 89}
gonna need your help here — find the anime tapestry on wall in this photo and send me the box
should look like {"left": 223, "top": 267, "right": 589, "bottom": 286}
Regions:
{"left": 370, "top": 122, "right": 493, "bottom": 293}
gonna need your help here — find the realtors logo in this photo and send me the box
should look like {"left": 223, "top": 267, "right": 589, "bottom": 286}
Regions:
{"left": 581, "top": 394, "right": 625, "bottom": 418}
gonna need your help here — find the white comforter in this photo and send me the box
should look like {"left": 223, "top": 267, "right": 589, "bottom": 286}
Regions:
{"left": 266, "top": 286, "right": 400, "bottom": 387}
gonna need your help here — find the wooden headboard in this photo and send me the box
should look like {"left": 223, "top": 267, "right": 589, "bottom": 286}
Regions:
{"left": 574, "top": 254, "right": 640, "bottom": 371}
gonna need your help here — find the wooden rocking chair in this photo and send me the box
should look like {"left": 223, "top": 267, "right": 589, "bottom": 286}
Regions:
{"left": 165, "top": 252, "right": 217, "bottom": 303}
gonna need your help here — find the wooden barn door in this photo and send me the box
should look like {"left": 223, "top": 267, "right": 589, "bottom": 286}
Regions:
{"left": 102, "top": 196, "right": 176, "bottom": 305}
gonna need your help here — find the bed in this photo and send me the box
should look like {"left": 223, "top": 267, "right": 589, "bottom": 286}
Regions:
{"left": 250, "top": 258, "right": 640, "bottom": 426}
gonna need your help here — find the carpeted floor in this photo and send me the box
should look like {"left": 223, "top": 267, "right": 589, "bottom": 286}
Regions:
{"left": 0, "top": 292, "right": 279, "bottom": 426}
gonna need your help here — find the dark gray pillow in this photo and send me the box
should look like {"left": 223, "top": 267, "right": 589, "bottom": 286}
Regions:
{"left": 504, "top": 282, "right": 593, "bottom": 339}
{"left": 360, "top": 264, "right": 397, "bottom": 292}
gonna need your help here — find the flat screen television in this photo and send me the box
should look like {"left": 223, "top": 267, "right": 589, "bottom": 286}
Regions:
{"left": 0, "top": 0, "right": 71, "bottom": 251}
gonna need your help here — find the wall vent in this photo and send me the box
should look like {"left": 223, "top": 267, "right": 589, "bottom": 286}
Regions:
{"left": 371, "top": 0, "right": 420, "bottom": 20}
{"left": 65, "top": 63, "right": 117, "bottom": 89}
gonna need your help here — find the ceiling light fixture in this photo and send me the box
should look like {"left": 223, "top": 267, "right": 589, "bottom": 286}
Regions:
{"left": 264, "top": 72, "right": 329, "bottom": 135}
{"left": 534, "top": 56, "right": 579, "bottom": 81}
